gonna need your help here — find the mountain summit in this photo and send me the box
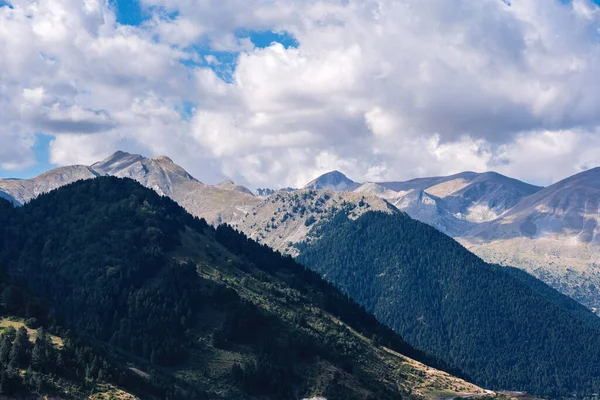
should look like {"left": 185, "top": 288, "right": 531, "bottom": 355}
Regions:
{"left": 303, "top": 170, "right": 361, "bottom": 191}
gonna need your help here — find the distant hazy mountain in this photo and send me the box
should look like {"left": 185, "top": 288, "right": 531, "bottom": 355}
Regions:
{"left": 353, "top": 182, "right": 400, "bottom": 199}
{"left": 389, "top": 189, "right": 476, "bottom": 237}
{"left": 0, "top": 151, "right": 261, "bottom": 225}
{"left": 303, "top": 170, "right": 362, "bottom": 191}
{"left": 378, "top": 171, "right": 542, "bottom": 227}
{"left": 467, "top": 168, "right": 600, "bottom": 241}
{"left": 439, "top": 172, "right": 543, "bottom": 223}
{"left": 214, "top": 179, "right": 255, "bottom": 196}
{"left": 254, "top": 187, "right": 295, "bottom": 198}
{"left": 379, "top": 171, "right": 482, "bottom": 193}
{"left": 0, "top": 165, "right": 102, "bottom": 205}
{"left": 299, "top": 170, "right": 542, "bottom": 236}
{"left": 461, "top": 168, "right": 600, "bottom": 311}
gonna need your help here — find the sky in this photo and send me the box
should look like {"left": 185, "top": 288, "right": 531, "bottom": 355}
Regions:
{"left": 1, "top": 0, "right": 600, "bottom": 188}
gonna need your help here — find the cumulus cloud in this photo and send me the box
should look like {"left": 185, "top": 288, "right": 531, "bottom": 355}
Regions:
{"left": 1, "top": 0, "right": 600, "bottom": 186}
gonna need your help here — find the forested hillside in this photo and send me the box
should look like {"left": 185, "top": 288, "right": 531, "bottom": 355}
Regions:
{"left": 297, "top": 211, "right": 600, "bottom": 398}
{"left": 0, "top": 206, "right": 168, "bottom": 398}
{"left": 0, "top": 177, "right": 490, "bottom": 399}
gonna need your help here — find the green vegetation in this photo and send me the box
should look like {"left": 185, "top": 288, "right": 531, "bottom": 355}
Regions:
{"left": 297, "top": 211, "right": 600, "bottom": 398}
{"left": 0, "top": 177, "right": 481, "bottom": 399}
{"left": 0, "top": 266, "right": 159, "bottom": 398}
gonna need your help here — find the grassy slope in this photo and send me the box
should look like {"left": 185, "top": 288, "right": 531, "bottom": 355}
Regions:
{"left": 0, "top": 317, "right": 140, "bottom": 399}
{"left": 168, "top": 227, "right": 506, "bottom": 400}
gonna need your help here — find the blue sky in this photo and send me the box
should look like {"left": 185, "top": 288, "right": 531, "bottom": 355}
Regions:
{"left": 2, "top": 134, "right": 55, "bottom": 179}
{"left": 0, "top": 0, "right": 297, "bottom": 179}
{"left": 3, "top": 0, "right": 600, "bottom": 186}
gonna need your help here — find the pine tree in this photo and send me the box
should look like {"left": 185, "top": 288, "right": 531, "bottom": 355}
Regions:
{"left": 0, "top": 333, "right": 13, "bottom": 365}
{"left": 31, "top": 338, "right": 45, "bottom": 370}
{"left": 1, "top": 286, "right": 22, "bottom": 313}
{"left": 9, "top": 326, "right": 31, "bottom": 368}
{"left": 0, "top": 368, "right": 18, "bottom": 395}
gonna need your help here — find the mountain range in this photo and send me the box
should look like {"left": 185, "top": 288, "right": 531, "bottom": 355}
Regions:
{"left": 0, "top": 176, "right": 508, "bottom": 399}
{"left": 3, "top": 152, "right": 600, "bottom": 313}
{"left": 2, "top": 152, "right": 600, "bottom": 397}
{"left": 297, "top": 169, "right": 600, "bottom": 313}
{"left": 0, "top": 151, "right": 262, "bottom": 225}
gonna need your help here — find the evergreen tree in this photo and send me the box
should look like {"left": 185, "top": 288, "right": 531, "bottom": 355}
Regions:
{"left": 0, "top": 331, "right": 13, "bottom": 364}
{"left": 9, "top": 326, "right": 31, "bottom": 369}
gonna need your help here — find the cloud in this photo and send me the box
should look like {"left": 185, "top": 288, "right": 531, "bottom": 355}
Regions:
{"left": 2, "top": 0, "right": 600, "bottom": 188}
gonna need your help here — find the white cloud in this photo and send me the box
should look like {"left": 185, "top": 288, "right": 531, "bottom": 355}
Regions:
{"left": 2, "top": 0, "right": 600, "bottom": 188}
{"left": 494, "top": 129, "right": 600, "bottom": 185}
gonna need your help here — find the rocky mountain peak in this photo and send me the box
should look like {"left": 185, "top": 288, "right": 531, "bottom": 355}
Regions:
{"left": 91, "top": 150, "right": 144, "bottom": 175}
{"left": 303, "top": 170, "right": 361, "bottom": 191}
{"left": 215, "top": 179, "right": 254, "bottom": 196}
{"left": 151, "top": 155, "right": 175, "bottom": 164}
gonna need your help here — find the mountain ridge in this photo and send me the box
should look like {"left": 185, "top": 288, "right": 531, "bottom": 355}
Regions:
{"left": 4, "top": 153, "right": 600, "bottom": 312}
{"left": 0, "top": 151, "right": 261, "bottom": 225}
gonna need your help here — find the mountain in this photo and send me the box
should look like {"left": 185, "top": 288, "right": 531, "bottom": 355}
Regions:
{"left": 255, "top": 188, "right": 276, "bottom": 197}
{"left": 439, "top": 172, "right": 543, "bottom": 223}
{"left": 460, "top": 167, "right": 600, "bottom": 311}
{"left": 296, "top": 211, "right": 600, "bottom": 398}
{"left": 353, "top": 182, "right": 400, "bottom": 200}
{"left": 0, "top": 177, "right": 500, "bottom": 400}
{"left": 0, "top": 165, "right": 102, "bottom": 205}
{"left": 0, "top": 151, "right": 262, "bottom": 225}
{"left": 0, "top": 154, "right": 392, "bottom": 252}
{"left": 0, "top": 187, "right": 18, "bottom": 205}
{"left": 379, "top": 171, "right": 482, "bottom": 193}
{"left": 370, "top": 169, "right": 600, "bottom": 314}
{"left": 0, "top": 196, "right": 182, "bottom": 398}
{"left": 90, "top": 150, "right": 146, "bottom": 176}
{"left": 0, "top": 273, "right": 167, "bottom": 398}
{"left": 7, "top": 153, "right": 600, "bottom": 314}
{"left": 375, "top": 172, "right": 542, "bottom": 233}
{"left": 215, "top": 180, "right": 254, "bottom": 196}
{"left": 466, "top": 168, "right": 600, "bottom": 241}
{"left": 232, "top": 189, "right": 399, "bottom": 255}
{"left": 295, "top": 171, "right": 542, "bottom": 239}
{"left": 303, "top": 171, "right": 361, "bottom": 192}
{"left": 254, "top": 187, "right": 296, "bottom": 198}
{"left": 388, "top": 189, "right": 476, "bottom": 237}
{"left": 92, "top": 152, "right": 262, "bottom": 225}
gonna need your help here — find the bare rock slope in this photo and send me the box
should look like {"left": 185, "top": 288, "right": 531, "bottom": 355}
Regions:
{"left": 0, "top": 151, "right": 262, "bottom": 225}
{"left": 91, "top": 152, "right": 262, "bottom": 225}
{"left": 232, "top": 189, "right": 398, "bottom": 255}
{"left": 0, "top": 165, "right": 102, "bottom": 205}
